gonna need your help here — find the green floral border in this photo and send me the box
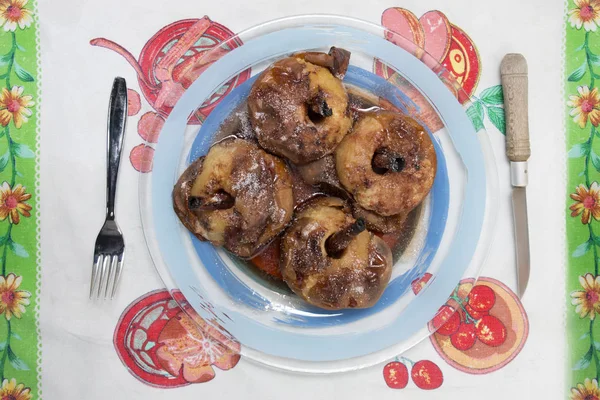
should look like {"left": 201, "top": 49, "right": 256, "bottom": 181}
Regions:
{"left": 565, "top": 0, "right": 600, "bottom": 399}
{"left": 0, "top": 0, "right": 41, "bottom": 399}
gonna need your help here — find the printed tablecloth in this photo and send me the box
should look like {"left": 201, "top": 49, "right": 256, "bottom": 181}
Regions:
{"left": 5, "top": 0, "right": 568, "bottom": 398}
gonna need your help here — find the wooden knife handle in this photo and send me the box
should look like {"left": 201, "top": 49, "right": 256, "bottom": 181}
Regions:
{"left": 501, "top": 54, "right": 530, "bottom": 162}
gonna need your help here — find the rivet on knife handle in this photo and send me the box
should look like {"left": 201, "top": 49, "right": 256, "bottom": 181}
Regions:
{"left": 501, "top": 54, "right": 530, "bottom": 187}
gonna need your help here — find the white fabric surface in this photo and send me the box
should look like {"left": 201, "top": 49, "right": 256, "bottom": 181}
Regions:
{"left": 39, "top": 0, "right": 565, "bottom": 398}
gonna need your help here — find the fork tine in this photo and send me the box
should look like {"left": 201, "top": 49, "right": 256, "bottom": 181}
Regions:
{"left": 89, "top": 255, "right": 102, "bottom": 299}
{"left": 104, "top": 255, "right": 118, "bottom": 299}
{"left": 111, "top": 255, "right": 124, "bottom": 299}
{"left": 97, "top": 255, "right": 109, "bottom": 298}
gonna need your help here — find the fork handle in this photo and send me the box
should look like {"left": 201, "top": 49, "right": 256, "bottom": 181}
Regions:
{"left": 106, "top": 77, "right": 128, "bottom": 219}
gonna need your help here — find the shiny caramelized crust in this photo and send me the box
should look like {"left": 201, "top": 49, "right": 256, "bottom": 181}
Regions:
{"left": 172, "top": 138, "right": 294, "bottom": 258}
{"left": 280, "top": 197, "right": 393, "bottom": 310}
{"left": 247, "top": 50, "right": 353, "bottom": 164}
{"left": 336, "top": 111, "right": 437, "bottom": 217}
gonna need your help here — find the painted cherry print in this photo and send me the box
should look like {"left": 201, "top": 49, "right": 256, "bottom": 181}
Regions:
{"left": 465, "top": 304, "right": 488, "bottom": 321}
{"left": 467, "top": 285, "right": 496, "bottom": 312}
{"left": 411, "top": 360, "right": 443, "bottom": 390}
{"left": 383, "top": 361, "right": 409, "bottom": 389}
{"left": 450, "top": 322, "right": 476, "bottom": 351}
{"left": 432, "top": 305, "right": 461, "bottom": 336}
{"left": 411, "top": 273, "right": 433, "bottom": 295}
{"left": 475, "top": 315, "right": 507, "bottom": 347}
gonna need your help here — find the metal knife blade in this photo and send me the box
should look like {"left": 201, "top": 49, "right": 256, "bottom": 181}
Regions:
{"left": 512, "top": 187, "right": 530, "bottom": 298}
{"left": 501, "top": 53, "right": 531, "bottom": 299}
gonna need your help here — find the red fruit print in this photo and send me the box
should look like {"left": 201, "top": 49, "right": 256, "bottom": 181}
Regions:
{"left": 130, "top": 144, "right": 154, "bottom": 173}
{"left": 411, "top": 273, "right": 433, "bottom": 295}
{"left": 441, "top": 25, "right": 481, "bottom": 104}
{"left": 114, "top": 290, "right": 241, "bottom": 388}
{"left": 91, "top": 17, "right": 250, "bottom": 124}
{"left": 156, "top": 312, "right": 240, "bottom": 383}
{"left": 383, "top": 362, "right": 409, "bottom": 389}
{"left": 418, "top": 11, "right": 451, "bottom": 65}
{"left": 467, "top": 285, "right": 496, "bottom": 312}
{"left": 450, "top": 322, "right": 476, "bottom": 351}
{"left": 432, "top": 305, "right": 460, "bottom": 336}
{"left": 127, "top": 89, "right": 141, "bottom": 116}
{"left": 138, "top": 112, "right": 165, "bottom": 144}
{"left": 465, "top": 304, "right": 488, "bottom": 321}
{"left": 381, "top": 8, "right": 425, "bottom": 50}
{"left": 411, "top": 360, "right": 443, "bottom": 390}
{"left": 430, "top": 277, "right": 529, "bottom": 375}
{"left": 114, "top": 290, "right": 189, "bottom": 388}
{"left": 475, "top": 315, "right": 507, "bottom": 347}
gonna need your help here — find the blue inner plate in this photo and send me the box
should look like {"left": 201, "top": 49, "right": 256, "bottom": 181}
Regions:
{"left": 151, "top": 24, "right": 486, "bottom": 362}
{"left": 187, "top": 65, "right": 449, "bottom": 328}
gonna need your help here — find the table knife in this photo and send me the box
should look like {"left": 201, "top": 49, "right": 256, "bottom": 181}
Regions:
{"left": 501, "top": 54, "right": 531, "bottom": 299}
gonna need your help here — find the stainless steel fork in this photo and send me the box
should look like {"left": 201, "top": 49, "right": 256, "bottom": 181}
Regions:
{"left": 90, "top": 77, "right": 127, "bottom": 299}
